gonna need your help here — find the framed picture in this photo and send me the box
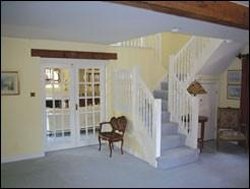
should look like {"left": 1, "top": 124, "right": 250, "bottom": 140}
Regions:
{"left": 227, "top": 70, "right": 241, "bottom": 85}
{"left": 227, "top": 85, "right": 241, "bottom": 100}
{"left": 1, "top": 71, "right": 20, "bottom": 95}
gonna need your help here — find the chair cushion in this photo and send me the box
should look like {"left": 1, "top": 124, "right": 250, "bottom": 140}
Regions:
{"left": 219, "top": 129, "right": 246, "bottom": 140}
{"left": 99, "top": 132, "right": 123, "bottom": 141}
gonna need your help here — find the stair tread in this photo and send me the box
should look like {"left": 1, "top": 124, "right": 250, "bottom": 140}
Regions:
{"left": 157, "top": 146, "right": 199, "bottom": 169}
{"left": 162, "top": 121, "right": 177, "bottom": 126}
{"left": 154, "top": 89, "right": 168, "bottom": 92}
{"left": 161, "top": 134, "right": 186, "bottom": 150}
{"left": 158, "top": 146, "right": 198, "bottom": 160}
{"left": 161, "top": 82, "right": 168, "bottom": 90}
{"left": 161, "top": 81, "right": 168, "bottom": 84}
{"left": 161, "top": 133, "right": 184, "bottom": 137}
{"left": 153, "top": 90, "right": 168, "bottom": 100}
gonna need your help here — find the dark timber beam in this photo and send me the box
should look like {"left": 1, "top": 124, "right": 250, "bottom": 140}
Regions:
{"left": 111, "top": 1, "right": 249, "bottom": 30}
{"left": 31, "top": 49, "right": 117, "bottom": 60}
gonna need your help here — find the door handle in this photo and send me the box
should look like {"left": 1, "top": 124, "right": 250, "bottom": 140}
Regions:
{"left": 76, "top": 104, "right": 78, "bottom": 110}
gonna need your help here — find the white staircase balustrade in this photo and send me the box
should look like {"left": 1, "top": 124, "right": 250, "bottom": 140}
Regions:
{"left": 113, "top": 67, "right": 161, "bottom": 166}
{"left": 110, "top": 34, "right": 162, "bottom": 68}
{"left": 111, "top": 34, "right": 160, "bottom": 49}
{"left": 168, "top": 36, "right": 223, "bottom": 148}
{"left": 113, "top": 69, "right": 133, "bottom": 113}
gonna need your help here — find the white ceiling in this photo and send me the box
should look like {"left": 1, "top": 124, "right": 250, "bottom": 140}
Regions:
{"left": 1, "top": 1, "right": 249, "bottom": 45}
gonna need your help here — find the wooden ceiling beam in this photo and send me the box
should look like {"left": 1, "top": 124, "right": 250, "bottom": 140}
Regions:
{"left": 111, "top": 1, "right": 249, "bottom": 30}
{"left": 31, "top": 49, "right": 117, "bottom": 60}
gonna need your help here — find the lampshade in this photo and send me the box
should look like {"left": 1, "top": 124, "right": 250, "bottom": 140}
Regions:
{"left": 187, "top": 80, "right": 207, "bottom": 96}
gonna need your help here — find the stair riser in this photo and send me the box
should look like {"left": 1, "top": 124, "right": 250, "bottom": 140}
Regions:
{"left": 161, "top": 135, "right": 185, "bottom": 151}
{"left": 162, "top": 100, "right": 168, "bottom": 111}
{"left": 161, "top": 123, "right": 178, "bottom": 135}
{"left": 162, "top": 112, "right": 170, "bottom": 123}
{"left": 157, "top": 151, "right": 199, "bottom": 169}
{"left": 161, "top": 82, "right": 168, "bottom": 90}
{"left": 153, "top": 90, "right": 168, "bottom": 100}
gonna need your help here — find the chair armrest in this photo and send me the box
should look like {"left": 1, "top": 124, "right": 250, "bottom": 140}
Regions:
{"left": 99, "top": 121, "right": 112, "bottom": 132}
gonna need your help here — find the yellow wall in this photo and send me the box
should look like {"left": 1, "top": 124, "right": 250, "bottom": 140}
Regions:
{"left": 1, "top": 38, "right": 43, "bottom": 159}
{"left": 109, "top": 47, "right": 164, "bottom": 90}
{"left": 161, "top": 32, "right": 191, "bottom": 70}
{"left": 218, "top": 58, "right": 241, "bottom": 108}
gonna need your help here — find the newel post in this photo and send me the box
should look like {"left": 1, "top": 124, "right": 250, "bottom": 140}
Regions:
{"left": 189, "top": 96, "right": 199, "bottom": 148}
{"left": 153, "top": 99, "right": 162, "bottom": 158}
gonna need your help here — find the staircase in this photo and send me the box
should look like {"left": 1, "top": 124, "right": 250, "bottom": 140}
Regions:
{"left": 113, "top": 35, "right": 223, "bottom": 169}
{"left": 153, "top": 81, "right": 199, "bottom": 169}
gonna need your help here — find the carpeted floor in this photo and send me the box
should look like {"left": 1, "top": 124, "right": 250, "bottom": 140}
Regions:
{"left": 1, "top": 140, "right": 249, "bottom": 188}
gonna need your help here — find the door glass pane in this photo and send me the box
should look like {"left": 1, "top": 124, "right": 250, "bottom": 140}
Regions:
{"left": 79, "top": 99, "right": 86, "bottom": 108}
{"left": 55, "top": 99, "right": 62, "bottom": 109}
{"left": 87, "top": 99, "right": 93, "bottom": 111}
{"left": 79, "top": 84, "right": 85, "bottom": 97}
{"left": 62, "top": 99, "right": 69, "bottom": 109}
{"left": 86, "top": 69, "right": 92, "bottom": 82}
{"left": 94, "top": 84, "right": 100, "bottom": 96}
{"left": 94, "top": 98, "right": 100, "bottom": 105}
{"left": 94, "top": 72, "right": 100, "bottom": 82}
{"left": 79, "top": 69, "right": 85, "bottom": 82}
{"left": 86, "top": 84, "right": 93, "bottom": 96}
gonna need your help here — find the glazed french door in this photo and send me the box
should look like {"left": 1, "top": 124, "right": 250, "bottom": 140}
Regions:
{"left": 75, "top": 63, "right": 105, "bottom": 146}
{"left": 41, "top": 59, "right": 106, "bottom": 151}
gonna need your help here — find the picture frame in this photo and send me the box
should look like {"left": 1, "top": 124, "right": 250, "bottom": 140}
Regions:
{"left": 1, "top": 71, "right": 20, "bottom": 95}
{"left": 227, "top": 70, "right": 241, "bottom": 85}
{"left": 227, "top": 84, "right": 241, "bottom": 100}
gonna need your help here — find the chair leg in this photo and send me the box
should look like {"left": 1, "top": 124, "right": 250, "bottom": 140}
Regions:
{"left": 121, "top": 139, "right": 124, "bottom": 155}
{"left": 98, "top": 136, "right": 101, "bottom": 151}
{"left": 112, "top": 142, "right": 114, "bottom": 150}
{"left": 109, "top": 141, "right": 113, "bottom": 158}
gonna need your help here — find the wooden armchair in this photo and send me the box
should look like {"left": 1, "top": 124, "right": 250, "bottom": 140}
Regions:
{"left": 98, "top": 116, "right": 127, "bottom": 157}
{"left": 216, "top": 107, "right": 248, "bottom": 152}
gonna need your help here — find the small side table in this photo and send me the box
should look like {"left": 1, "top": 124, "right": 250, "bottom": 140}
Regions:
{"left": 198, "top": 116, "right": 208, "bottom": 152}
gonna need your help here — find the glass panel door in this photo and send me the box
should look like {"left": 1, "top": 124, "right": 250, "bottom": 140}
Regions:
{"left": 44, "top": 66, "right": 74, "bottom": 151}
{"left": 42, "top": 59, "right": 106, "bottom": 151}
{"left": 77, "top": 67, "right": 102, "bottom": 145}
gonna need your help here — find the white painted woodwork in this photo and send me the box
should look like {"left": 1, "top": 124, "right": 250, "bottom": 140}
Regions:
{"left": 168, "top": 36, "right": 223, "bottom": 148}
{"left": 41, "top": 59, "right": 106, "bottom": 152}
{"left": 198, "top": 82, "right": 219, "bottom": 141}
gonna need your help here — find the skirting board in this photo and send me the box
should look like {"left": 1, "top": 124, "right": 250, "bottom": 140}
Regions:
{"left": 1, "top": 152, "right": 45, "bottom": 164}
